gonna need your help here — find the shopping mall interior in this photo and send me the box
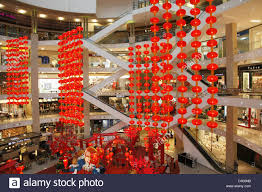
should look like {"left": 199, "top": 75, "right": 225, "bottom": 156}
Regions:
{"left": 0, "top": 0, "right": 262, "bottom": 175}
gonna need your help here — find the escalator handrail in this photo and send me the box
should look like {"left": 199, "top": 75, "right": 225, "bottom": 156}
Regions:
{"left": 82, "top": 88, "right": 129, "bottom": 118}
{"left": 180, "top": 126, "right": 229, "bottom": 173}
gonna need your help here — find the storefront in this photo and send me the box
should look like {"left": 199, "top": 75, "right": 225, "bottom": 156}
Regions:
{"left": 238, "top": 107, "right": 261, "bottom": 129}
{"left": 239, "top": 64, "right": 262, "bottom": 92}
{"left": 0, "top": 132, "right": 40, "bottom": 162}
{"left": 0, "top": 100, "right": 28, "bottom": 120}
{"left": 199, "top": 68, "right": 227, "bottom": 90}
{"left": 39, "top": 98, "right": 59, "bottom": 115}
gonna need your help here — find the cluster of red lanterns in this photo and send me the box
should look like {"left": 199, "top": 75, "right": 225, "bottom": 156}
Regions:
{"left": 161, "top": 0, "right": 174, "bottom": 129}
{"left": 176, "top": 0, "right": 188, "bottom": 127}
{"left": 126, "top": 0, "right": 219, "bottom": 150}
{"left": 48, "top": 129, "right": 78, "bottom": 158}
{"left": 57, "top": 27, "right": 84, "bottom": 127}
{"left": 126, "top": 46, "right": 139, "bottom": 139}
{"left": 6, "top": 36, "right": 29, "bottom": 105}
{"left": 190, "top": 0, "right": 203, "bottom": 129}
{"left": 150, "top": 0, "right": 161, "bottom": 131}
{"left": 135, "top": 45, "right": 143, "bottom": 132}
{"left": 205, "top": 0, "right": 218, "bottom": 130}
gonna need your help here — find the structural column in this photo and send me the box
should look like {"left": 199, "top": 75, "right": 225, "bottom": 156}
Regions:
{"left": 225, "top": 23, "right": 238, "bottom": 172}
{"left": 83, "top": 48, "right": 91, "bottom": 138}
{"left": 31, "top": 10, "right": 40, "bottom": 133}
{"left": 82, "top": 16, "right": 89, "bottom": 39}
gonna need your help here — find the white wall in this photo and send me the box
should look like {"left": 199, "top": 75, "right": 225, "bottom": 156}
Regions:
{"left": 18, "top": 0, "right": 96, "bottom": 13}
{"left": 96, "top": 0, "right": 133, "bottom": 18}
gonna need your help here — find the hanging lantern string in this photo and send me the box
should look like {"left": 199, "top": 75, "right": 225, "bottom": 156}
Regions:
{"left": 205, "top": 0, "right": 219, "bottom": 152}
{"left": 135, "top": 45, "right": 143, "bottom": 132}
{"left": 128, "top": 46, "right": 135, "bottom": 134}
{"left": 150, "top": 0, "right": 160, "bottom": 134}
{"left": 143, "top": 44, "right": 150, "bottom": 146}
{"left": 189, "top": 0, "right": 202, "bottom": 139}
{"left": 6, "top": 37, "right": 29, "bottom": 106}
{"left": 176, "top": 0, "right": 188, "bottom": 129}
{"left": 162, "top": 0, "right": 174, "bottom": 130}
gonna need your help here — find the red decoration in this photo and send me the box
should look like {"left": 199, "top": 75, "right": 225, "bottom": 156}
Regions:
{"left": 6, "top": 36, "right": 29, "bottom": 105}
{"left": 176, "top": 0, "right": 187, "bottom": 128}
{"left": 161, "top": 0, "right": 173, "bottom": 132}
{"left": 150, "top": 0, "right": 160, "bottom": 132}
{"left": 189, "top": 0, "right": 202, "bottom": 129}
{"left": 135, "top": 45, "right": 142, "bottom": 132}
{"left": 205, "top": 0, "right": 218, "bottom": 130}
{"left": 127, "top": 46, "right": 137, "bottom": 139}
{"left": 58, "top": 27, "right": 84, "bottom": 127}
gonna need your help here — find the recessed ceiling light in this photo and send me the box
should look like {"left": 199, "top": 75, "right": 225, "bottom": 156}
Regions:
{"left": 18, "top": 9, "right": 27, "bottom": 14}
{"left": 39, "top": 14, "right": 47, "bottom": 18}
{"left": 74, "top": 18, "right": 80, "bottom": 22}
{"left": 0, "top": 3, "right": 5, "bottom": 8}
{"left": 91, "top": 19, "right": 98, "bottom": 22}
{"left": 58, "top": 17, "right": 64, "bottom": 21}
{"left": 107, "top": 19, "right": 114, "bottom": 22}
{"left": 250, "top": 20, "right": 261, "bottom": 23}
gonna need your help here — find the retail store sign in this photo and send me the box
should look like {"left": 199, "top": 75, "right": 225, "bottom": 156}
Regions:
{"left": 241, "top": 64, "right": 262, "bottom": 71}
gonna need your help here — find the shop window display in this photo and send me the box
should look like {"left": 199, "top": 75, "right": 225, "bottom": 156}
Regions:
{"left": 0, "top": 102, "right": 27, "bottom": 120}
{"left": 39, "top": 98, "right": 59, "bottom": 115}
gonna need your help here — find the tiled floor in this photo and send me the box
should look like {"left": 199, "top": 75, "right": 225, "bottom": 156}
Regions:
{"left": 23, "top": 159, "right": 58, "bottom": 174}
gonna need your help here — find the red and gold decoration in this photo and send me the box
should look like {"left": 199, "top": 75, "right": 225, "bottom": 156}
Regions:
{"left": 190, "top": 0, "right": 203, "bottom": 134}
{"left": 162, "top": 0, "right": 174, "bottom": 131}
{"left": 58, "top": 27, "right": 84, "bottom": 128}
{"left": 205, "top": 0, "right": 219, "bottom": 131}
{"left": 205, "top": 0, "right": 218, "bottom": 150}
{"left": 6, "top": 36, "right": 29, "bottom": 105}
{"left": 176, "top": 0, "right": 188, "bottom": 128}
{"left": 135, "top": 44, "right": 143, "bottom": 132}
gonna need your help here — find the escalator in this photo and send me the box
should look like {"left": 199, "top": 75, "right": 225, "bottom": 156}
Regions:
{"left": 180, "top": 125, "right": 232, "bottom": 173}
{"left": 82, "top": 88, "right": 130, "bottom": 124}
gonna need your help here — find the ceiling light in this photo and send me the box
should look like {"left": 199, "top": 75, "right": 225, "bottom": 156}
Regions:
{"left": 0, "top": 3, "right": 4, "bottom": 8}
{"left": 107, "top": 19, "right": 114, "bottom": 22}
{"left": 91, "top": 19, "right": 98, "bottom": 22}
{"left": 186, "top": 3, "right": 194, "bottom": 8}
{"left": 39, "top": 14, "right": 47, "bottom": 18}
{"left": 18, "top": 9, "right": 26, "bottom": 14}
{"left": 58, "top": 17, "right": 64, "bottom": 21}
{"left": 74, "top": 18, "right": 80, "bottom": 22}
{"left": 250, "top": 20, "right": 261, "bottom": 23}
{"left": 240, "top": 37, "right": 248, "bottom": 40}
{"left": 41, "top": 48, "right": 45, "bottom": 50}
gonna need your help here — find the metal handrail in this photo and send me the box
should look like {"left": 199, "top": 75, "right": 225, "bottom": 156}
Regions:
{"left": 82, "top": 88, "right": 129, "bottom": 118}
{"left": 181, "top": 126, "right": 232, "bottom": 173}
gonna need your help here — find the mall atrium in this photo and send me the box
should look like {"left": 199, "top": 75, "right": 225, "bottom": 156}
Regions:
{"left": 0, "top": 0, "right": 262, "bottom": 174}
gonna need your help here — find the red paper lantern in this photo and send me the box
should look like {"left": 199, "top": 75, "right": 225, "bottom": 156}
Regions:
{"left": 6, "top": 36, "right": 29, "bottom": 106}
{"left": 189, "top": 0, "right": 202, "bottom": 131}
{"left": 205, "top": 0, "right": 218, "bottom": 130}
{"left": 58, "top": 28, "right": 84, "bottom": 128}
{"left": 176, "top": 0, "right": 188, "bottom": 129}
